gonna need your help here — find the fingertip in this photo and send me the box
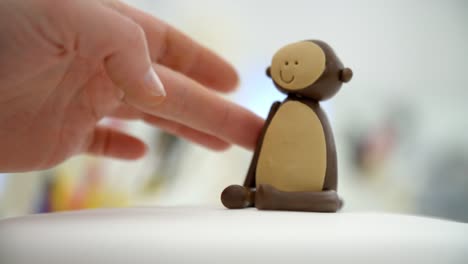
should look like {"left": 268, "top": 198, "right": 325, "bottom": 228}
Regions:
{"left": 136, "top": 142, "right": 150, "bottom": 159}
{"left": 87, "top": 127, "right": 148, "bottom": 160}
{"left": 126, "top": 150, "right": 147, "bottom": 160}
{"left": 232, "top": 111, "right": 264, "bottom": 151}
{"left": 188, "top": 49, "right": 240, "bottom": 93}
{"left": 217, "top": 63, "right": 240, "bottom": 92}
{"left": 209, "top": 61, "right": 240, "bottom": 93}
{"left": 209, "top": 142, "right": 232, "bottom": 152}
{"left": 114, "top": 136, "right": 148, "bottom": 160}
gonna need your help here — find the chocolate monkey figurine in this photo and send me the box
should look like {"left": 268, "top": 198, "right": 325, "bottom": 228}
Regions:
{"left": 221, "top": 40, "right": 353, "bottom": 212}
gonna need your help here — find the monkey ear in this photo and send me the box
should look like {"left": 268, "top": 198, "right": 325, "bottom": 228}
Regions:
{"left": 266, "top": 67, "right": 271, "bottom": 78}
{"left": 340, "top": 68, "right": 353, "bottom": 83}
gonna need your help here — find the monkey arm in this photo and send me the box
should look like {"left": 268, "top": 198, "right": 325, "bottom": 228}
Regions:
{"left": 313, "top": 103, "right": 338, "bottom": 191}
{"left": 243, "top": 101, "right": 282, "bottom": 188}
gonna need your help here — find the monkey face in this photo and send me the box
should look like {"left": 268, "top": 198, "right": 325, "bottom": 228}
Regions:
{"left": 267, "top": 40, "right": 352, "bottom": 101}
{"left": 270, "top": 41, "right": 326, "bottom": 91}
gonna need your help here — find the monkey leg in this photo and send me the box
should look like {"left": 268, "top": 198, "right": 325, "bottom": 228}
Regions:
{"left": 255, "top": 184, "right": 343, "bottom": 212}
{"left": 221, "top": 185, "right": 256, "bottom": 209}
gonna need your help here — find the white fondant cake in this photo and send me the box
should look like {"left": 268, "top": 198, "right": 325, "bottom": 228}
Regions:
{"left": 1, "top": 207, "right": 467, "bottom": 264}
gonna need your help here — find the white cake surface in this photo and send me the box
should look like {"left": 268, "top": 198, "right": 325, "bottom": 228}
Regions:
{"left": 1, "top": 207, "right": 467, "bottom": 264}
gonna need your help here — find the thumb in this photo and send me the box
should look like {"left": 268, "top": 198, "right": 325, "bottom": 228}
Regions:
{"left": 78, "top": 3, "right": 166, "bottom": 112}
{"left": 104, "top": 19, "right": 167, "bottom": 110}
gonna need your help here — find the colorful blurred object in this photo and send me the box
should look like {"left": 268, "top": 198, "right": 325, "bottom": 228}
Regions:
{"left": 35, "top": 158, "right": 130, "bottom": 214}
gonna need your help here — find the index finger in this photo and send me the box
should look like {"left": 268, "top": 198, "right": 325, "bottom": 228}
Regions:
{"left": 151, "top": 64, "right": 263, "bottom": 150}
{"left": 108, "top": 1, "right": 239, "bottom": 92}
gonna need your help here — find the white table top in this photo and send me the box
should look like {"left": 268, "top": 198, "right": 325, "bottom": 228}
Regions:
{"left": 1, "top": 207, "right": 467, "bottom": 264}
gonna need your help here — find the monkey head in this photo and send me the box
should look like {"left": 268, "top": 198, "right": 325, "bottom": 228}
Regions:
{"left": 266, "top": 40, "right": 353, "bottom": 101}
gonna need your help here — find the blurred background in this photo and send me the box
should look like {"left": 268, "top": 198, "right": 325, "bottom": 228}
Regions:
{"left": 1, "top": 0, "right": 467, "bottom": 222}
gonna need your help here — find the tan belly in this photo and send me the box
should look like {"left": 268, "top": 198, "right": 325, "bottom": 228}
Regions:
{"left": 256, "top": 101, "right": 327, "bottom": 192}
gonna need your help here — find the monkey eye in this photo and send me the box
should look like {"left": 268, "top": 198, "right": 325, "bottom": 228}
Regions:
{"left": 284, "top": 61, "right": 289, "bottom": 66}
{"left": 294, "top": 61, "right": 299, "bottom": 65}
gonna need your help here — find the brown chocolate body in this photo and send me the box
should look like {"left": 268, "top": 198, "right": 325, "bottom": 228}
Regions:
{"left": 221, "top": 40, "right": 352, "bottom": 212}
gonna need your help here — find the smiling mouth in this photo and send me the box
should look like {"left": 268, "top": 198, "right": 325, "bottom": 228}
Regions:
{"left": 280, "top": 70, "right": 295, "bottom": 83}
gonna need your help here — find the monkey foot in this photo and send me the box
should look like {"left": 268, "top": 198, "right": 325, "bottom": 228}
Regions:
{"left": 221, "top": 185, "right": 255, "bottom": 209}
{"left": 255, "top": 184, "right": 343, "bottom": 212}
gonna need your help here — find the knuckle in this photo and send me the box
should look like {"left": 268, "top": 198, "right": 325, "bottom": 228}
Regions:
{"left": 169, "top": 83, "right": 190, "bottom": 120}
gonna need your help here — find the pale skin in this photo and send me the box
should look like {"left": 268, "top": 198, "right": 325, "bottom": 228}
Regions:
{"left": 0, "top": 0, "right": 264, "bottom": 172}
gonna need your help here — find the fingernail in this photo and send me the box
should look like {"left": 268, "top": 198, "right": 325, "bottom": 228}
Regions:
{"left": 144, "top": 68, "right": 166, "bottom": 97}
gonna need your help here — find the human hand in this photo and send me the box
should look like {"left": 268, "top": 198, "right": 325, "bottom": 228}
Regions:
{"left": 0, "top": 0, "right": 263, "bottom": 172}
